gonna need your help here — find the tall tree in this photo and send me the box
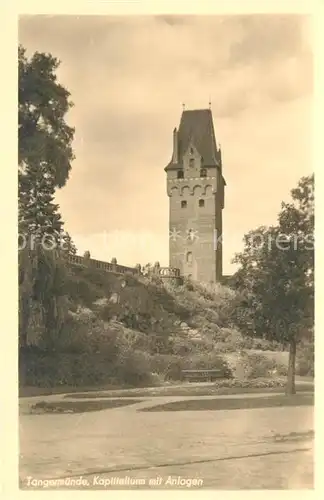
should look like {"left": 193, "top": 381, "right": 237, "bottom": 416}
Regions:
{"left": 19, "top": 163, "right": 64, "bottom": 242}
{"left": 232, "top": 175, "right": 314, "bottom": 394}
{"left": 18, "top": 45, "right": 75, "bottom": 348}
{"left": 18, "top": 44, "right": 74, "bottom": 242}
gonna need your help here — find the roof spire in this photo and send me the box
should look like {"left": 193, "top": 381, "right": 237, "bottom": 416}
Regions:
{"left": 209, "top": 98, "right": 212, "bottom": 109}
{"left": 182, "top": 102, "right": 185, "bottom": 111}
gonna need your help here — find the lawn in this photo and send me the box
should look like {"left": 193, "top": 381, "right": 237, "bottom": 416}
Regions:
{"left": 140, "top": 393, "right": 314, "bottom": 412}
{"left": 30, "top": 398, "right": 142, "bottom": 414}
{"left": 61, "top": 381, "right": 313, "bottom": 399}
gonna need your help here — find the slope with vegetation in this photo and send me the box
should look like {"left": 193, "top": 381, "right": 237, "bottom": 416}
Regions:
{"left": 19, "top": 259, "right": 310, "bottom": 390}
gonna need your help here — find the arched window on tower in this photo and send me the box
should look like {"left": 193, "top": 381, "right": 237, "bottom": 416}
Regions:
{"left": 189, "top": 158, "right": 195, "bottom": 168}
{"left": 186, "top": 251, "right": 193, "bottom": 264}
{"left": 200, "top": 168, "right": 207, "bottom": 178}
{"left": 199, "top": 199, "right": 205, "bottom": 207}
{"left": 177, "top": 170, "right": 184, "bottom": 179}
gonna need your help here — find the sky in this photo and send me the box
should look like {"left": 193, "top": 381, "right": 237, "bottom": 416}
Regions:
{"left": 19, "top": 14, "right": 313, "bottom": 274}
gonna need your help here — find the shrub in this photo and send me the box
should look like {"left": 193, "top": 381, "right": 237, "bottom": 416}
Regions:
{"left": 245, "top": 353, "right": 277, "bottom": 379}
{"left": 212, "top": 378, "right": 286, "bottom": 390}
{"left": 251, "top": 338, "right": 282, "bottom": 351}
{"left": 19, "top": 348, "right": 117, "bottom": 387}
{"left": 238, "top": 352, "right": 288, "bottom": 379}
{"left": 185, "top": 353, "right": 231, "bottom": 373}
{"left": 169, "top": 337, "right": 193, "bottom": 355}
{"left": 20, "top": 342, "right": 157, "bottom": 388}
{"left": 165, "top": 360, "right": 183, "bottom": 381}
{"left": 113, "top": 349, "right": 154, "bottom": 386}
{"left": 296, "top": 341, "right": 314, "bottom": 376}
{"left": 56, "top": 311, "right": 124, "bottom": 360}
{"left": 148, "top": 353, "right": 175, "bottom": 374}
{"left": 121, "top": 328, "right": 150, "bottom": 350}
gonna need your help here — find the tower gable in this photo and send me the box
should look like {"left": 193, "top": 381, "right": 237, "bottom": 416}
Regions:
{"left": 165, "top": 108, "right": 221, "bottom": 171}
{"left": 183, "top": 143, "right": 202, "bottom": 177}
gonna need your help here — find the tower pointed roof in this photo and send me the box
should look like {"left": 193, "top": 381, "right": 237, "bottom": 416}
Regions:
{"left": 178, "top": 108, "right": 218, "bottom": 164}
{"left": 165, "top": 108, "right": 220, "bottom": 170}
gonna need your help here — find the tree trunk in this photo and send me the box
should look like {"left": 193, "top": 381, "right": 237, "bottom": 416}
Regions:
{"left": 19, "top": 291, "right": 30, "bottom": 349}
{"left": 286, "top": 337, "right": 297, "bottom": 395}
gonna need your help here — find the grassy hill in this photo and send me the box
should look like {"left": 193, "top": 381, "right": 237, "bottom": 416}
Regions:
{"left": 19, "top": 263, "right": 313, "bottom": 390}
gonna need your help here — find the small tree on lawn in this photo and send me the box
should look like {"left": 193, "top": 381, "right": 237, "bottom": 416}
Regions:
{"left": 232, "top": 175, "right": 314, "bottom": 394}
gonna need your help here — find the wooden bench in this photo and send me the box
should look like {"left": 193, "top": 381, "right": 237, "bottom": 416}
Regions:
{"left": 181, "top": 369, "right": 226, "bottom": 383}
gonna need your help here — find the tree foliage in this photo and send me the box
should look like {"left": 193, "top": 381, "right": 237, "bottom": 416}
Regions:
{"left": 18, "top": 45, "right": 76, "bottom": 350}
{"left": 232, "top": 175, "right": 314, "bottom": 394}
{"left": 19, "top": 45, "right": 74, "bottom": 187}
{"left": 18, "top": 45, "right": 75, "bottom": 242}
{"left": 61, "top": 231, "right": 77, "bottom": 256}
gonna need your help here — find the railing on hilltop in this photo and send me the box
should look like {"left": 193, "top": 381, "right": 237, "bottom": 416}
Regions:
{"left": 68, "top": 254, "right": 181, "bottom": 280}
{"left": 158, "top": 267, "right": 181, "bottom": 278}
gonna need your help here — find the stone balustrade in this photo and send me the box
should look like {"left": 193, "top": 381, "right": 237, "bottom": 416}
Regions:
{"left": 68, "top": 254, "right": 181, "bottom": 279}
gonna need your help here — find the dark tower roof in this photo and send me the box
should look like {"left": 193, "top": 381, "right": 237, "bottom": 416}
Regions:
{"left": 178, "top": 109, "right": 218, "bottom": 164}
{"left": 165, "top": 108, "right": 220, "bottom": 171}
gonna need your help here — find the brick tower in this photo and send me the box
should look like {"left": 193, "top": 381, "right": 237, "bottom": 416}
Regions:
{"left": 165, "top": 108, "right": 226, "bottom": 282}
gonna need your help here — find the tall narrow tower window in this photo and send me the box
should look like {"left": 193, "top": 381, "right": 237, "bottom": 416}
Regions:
{"left": 189, "top": 158, "right": 195, "bottom": 168}
{"left": 181, "top": 200, "right": 187, "bottom": 208}
{"left": 177, "top": 170, "right": 184, "bottom": 179}
{"left": 200, "top": 168, "right": 207, "bottom": 178}
{"left": 186, "top": 251, "right": 193, "bottom": 264}
{"left": 187, "top": 229, "right": 195, "bottom": 241}
{"left": 199, "top": 199, "right": 205, "bottom": 207}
